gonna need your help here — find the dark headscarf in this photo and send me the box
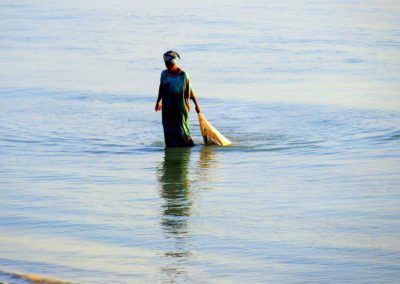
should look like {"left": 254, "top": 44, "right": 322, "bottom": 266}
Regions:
{"left": 163, "top": 50, "right": 180, "bottom": 64}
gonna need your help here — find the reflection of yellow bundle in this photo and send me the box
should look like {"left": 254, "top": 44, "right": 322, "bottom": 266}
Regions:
{"left": 198, "top": 113, "right": 231, "bottom": 146}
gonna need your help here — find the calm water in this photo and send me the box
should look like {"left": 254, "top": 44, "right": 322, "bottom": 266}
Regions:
{"left": 1, "top": 1, "right": 400, "bottom": 283}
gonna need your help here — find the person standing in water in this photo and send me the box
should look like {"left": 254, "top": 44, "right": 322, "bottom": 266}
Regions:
{"left": 155, "top": 51, "right": 201, "bottom": 147}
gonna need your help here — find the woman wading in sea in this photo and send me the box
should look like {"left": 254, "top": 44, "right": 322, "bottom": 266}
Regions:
{"left": 155, "top": 51, "right": 201, "bottom": 147}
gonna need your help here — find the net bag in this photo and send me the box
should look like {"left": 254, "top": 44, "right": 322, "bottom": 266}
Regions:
{"left": 198, "top": 113, "right": 231, "bottom": 146}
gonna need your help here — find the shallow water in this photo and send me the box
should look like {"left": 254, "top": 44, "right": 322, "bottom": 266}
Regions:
{"left": 1, "top": 1, "right": 400, "bottom": 283}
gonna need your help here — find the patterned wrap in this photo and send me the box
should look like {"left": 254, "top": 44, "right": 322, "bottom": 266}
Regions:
{"left": 158, "top": 69, "right": 194, "bottom": 147}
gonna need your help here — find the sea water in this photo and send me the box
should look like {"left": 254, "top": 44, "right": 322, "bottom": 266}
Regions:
{"left": 1, "top": 1, "right": 400, "bottom": 283}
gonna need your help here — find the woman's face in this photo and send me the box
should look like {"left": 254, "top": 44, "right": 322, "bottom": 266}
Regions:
{"left": 165, "top": 61, "right": 176, "bottom": 71}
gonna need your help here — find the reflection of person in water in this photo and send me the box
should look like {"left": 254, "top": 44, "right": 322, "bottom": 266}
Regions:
{"left": 157, "top": 147, "right": 218, "bottom": 282}
{"left": 158, "top": 147, "right": 192, "bottom": 238}
{"left": 158, "top": 148, "right": 193, "bottom": 282}
{"left": 158, "top": 147, "right": 218, "bottom": 238}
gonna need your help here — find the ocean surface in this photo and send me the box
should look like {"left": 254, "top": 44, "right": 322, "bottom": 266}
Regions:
{"left": 1, "top": 1, "right": 400, "bottom": 283}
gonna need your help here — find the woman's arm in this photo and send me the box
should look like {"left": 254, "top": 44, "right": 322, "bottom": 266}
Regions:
{"left": 155, "top": 84, "right": 162, "bottom": 112}
{"left": 186, "top": 74, "right": 201, "bottom": 113}
{"left": 191, "top": 93, "right": 201, "bottom": 114}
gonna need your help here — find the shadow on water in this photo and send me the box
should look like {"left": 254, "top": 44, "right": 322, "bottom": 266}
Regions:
{"left": 157, "top": 147, "right": 193, "bottom": 283}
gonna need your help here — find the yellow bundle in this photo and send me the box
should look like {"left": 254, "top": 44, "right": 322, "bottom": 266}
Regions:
{"left": 198, "top": 113, "right": 231, "bottom": 146}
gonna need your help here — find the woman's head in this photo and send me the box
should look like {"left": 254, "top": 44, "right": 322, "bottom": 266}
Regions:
{"left": 163, "top": 50, "right": 180, "bottom": 71}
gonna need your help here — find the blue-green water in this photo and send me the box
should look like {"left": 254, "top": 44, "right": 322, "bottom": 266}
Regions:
{"left": 1, "top": 1, "right": 400, "bottom": 283}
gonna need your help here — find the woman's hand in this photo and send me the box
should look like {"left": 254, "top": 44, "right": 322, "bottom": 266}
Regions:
{"left": 155, "top": 102, "right": 162, "bottom": 112}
